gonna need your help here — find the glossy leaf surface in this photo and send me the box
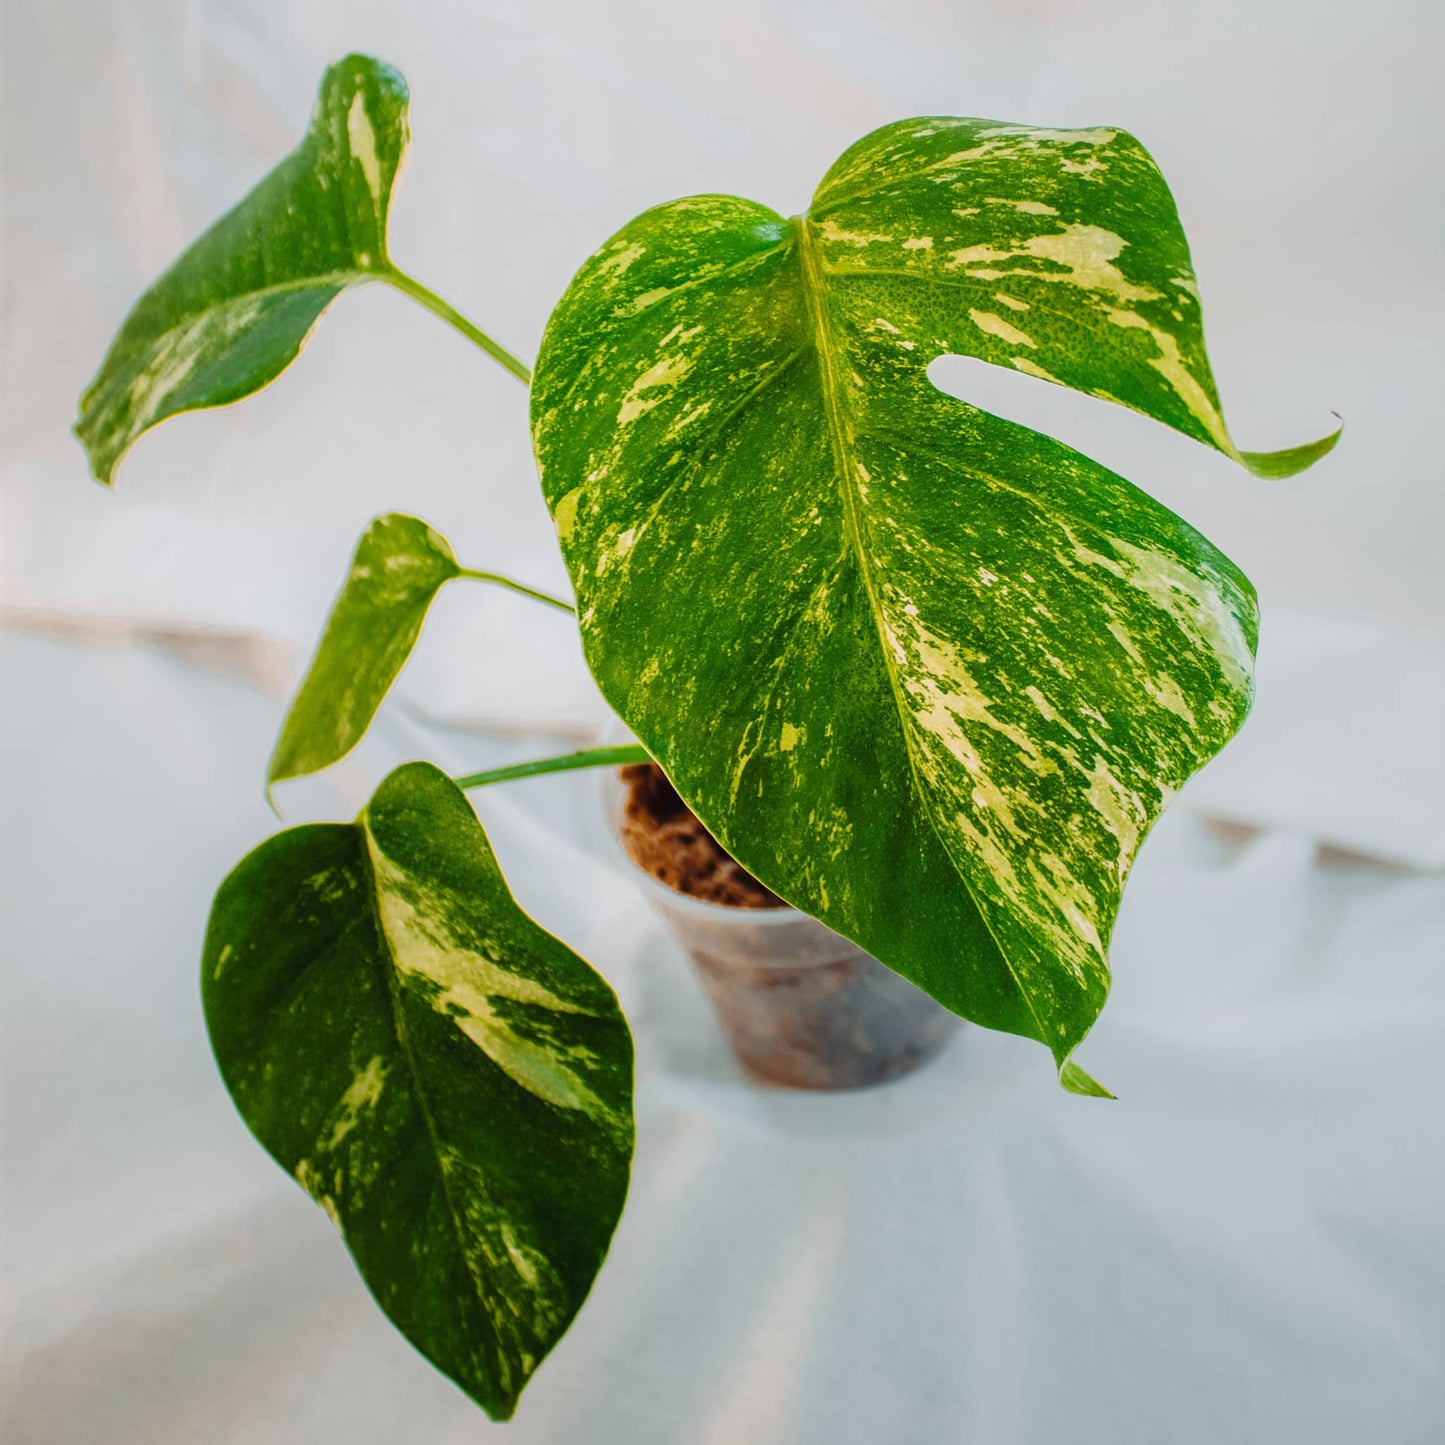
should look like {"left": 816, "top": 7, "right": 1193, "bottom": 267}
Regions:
{"left": 532, "top": 119, "right": 1336, "bottom": 1088}
{"left": 269, "top": 515, "right": 460, "bottom": 788}
{"left": 204, "top": 763, "right": 633, "bottom": 1418}
{"left": 75, "top": 54, "right": 409, "bottom": 483}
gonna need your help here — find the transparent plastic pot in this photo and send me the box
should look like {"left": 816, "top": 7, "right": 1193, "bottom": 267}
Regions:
{"left": 602, "top": 766, "right": 961, "bottom": 1090}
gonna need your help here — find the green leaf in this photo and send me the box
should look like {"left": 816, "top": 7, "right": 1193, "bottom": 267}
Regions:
{"left": 269, "top": 515, "right": 460, "bottom": 789}
{"left": 806, "top": 120, "right": 1341, "bottom": 476}
{"left": 531, "top": 119, "right": 1336, "bottom": 1088}
{"left": 75, "top": 54, "right": 410, "bottom": 484}
{"left": 203, "top": 762, "right": 634, "bottom": 1419}
{"left": 269, "top": 514, "right": 577, "bottom": 792}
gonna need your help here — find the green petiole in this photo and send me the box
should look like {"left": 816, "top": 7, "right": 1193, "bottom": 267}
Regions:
{"left": 383, "top": 267, "right": 532, "bottom": 384}
{"left": 458, "top": 568, "right": 575, "bottom": 614}
{"left": 454, "top": 744, "right": 652, "bottom": 791}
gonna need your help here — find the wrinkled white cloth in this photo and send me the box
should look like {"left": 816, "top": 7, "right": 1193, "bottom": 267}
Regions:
{"left": 1181, "top": 606, "right": 1445, "bottom": 867}
{"left": 3, "top": 629, "right": 1442, "bottom": 1445}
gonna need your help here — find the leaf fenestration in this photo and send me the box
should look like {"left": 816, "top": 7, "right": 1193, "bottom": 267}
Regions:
{"left": 531, "top": 120, "right": 1337, "bottom": 1089}
{"left": 75, "top": 54, "right": 410, "bottom": 484}
{"left": 203, "top": 762, "right": 634, "bottom": 1419}
{"left": 809, "top": 119, "right": 1340, "bottom": 475}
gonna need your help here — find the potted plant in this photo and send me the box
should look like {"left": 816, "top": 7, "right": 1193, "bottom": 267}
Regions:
{"left": 72, "top": 53, "right": 1338, "bottom": 1421}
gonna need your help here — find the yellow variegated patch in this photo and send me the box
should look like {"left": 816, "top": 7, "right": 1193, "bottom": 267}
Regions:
{"left": 532, "top": 119, "right": 1337, "bottom": 1090}
{"left": 202, "top": 763, "right": 633, "bottom": 1419}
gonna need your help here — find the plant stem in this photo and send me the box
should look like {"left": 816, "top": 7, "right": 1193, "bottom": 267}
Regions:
{"left": 455, "top": 744, "right": 651, "bottom": 791}
{"left": 457, "top": 568, "right": 575, "bottom": 614}
{"left": 383, "top": 268, "right": 532, "bottom": 385}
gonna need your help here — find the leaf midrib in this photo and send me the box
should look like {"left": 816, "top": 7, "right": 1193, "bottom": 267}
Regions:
{"left": 791, "top": 215, "right": 1055, "bottom": 1052}
{"left": 119, "top": 270, "right": 372, "bottom": 357}
{"left": 791, "top": 218, "right": 881, "bottom": 664}
{"left": 358, "top": 820, "right": 498, "bottom": 1390}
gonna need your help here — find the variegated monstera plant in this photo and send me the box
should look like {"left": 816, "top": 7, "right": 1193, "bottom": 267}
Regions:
{"left": 75, "top": 54, "right": 1337, "bottom": 1420}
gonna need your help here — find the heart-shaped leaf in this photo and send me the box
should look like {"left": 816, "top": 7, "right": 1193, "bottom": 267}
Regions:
{"left": 75, "top": 54, "right": 409, "bottom": 484}
{"left": 204, "top": 762, "right": 634, "bottom": 1419}
{"left": 269, "top": 515, "right": 461, "bottom": 789}
{"left": 531, "top": 119, "right": 1337, "bottom": 1090}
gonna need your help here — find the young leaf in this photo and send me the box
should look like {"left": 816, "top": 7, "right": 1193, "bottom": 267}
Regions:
{"left": 75, "top": 54, "right": 409, "bottom": 484}
{"left": 269, "top": 515, "right": 460, "bottom": 788}
{"left": 269, "top": 515, "right": 576, "bottom": 790}
{"left": 203, "top": 762, "right": 634, "bottom": 1419}
{"left": 531, "top": 120, "right": 1337, "bottom": 1091}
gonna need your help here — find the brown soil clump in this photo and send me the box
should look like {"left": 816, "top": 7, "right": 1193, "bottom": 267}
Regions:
{"left": 617, "top": 763, "right": 785, "bottom": 909}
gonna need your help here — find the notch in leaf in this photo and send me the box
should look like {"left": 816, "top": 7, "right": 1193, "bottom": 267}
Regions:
{"left": 204, "top": 761, "right": 634, "bottom": 1419}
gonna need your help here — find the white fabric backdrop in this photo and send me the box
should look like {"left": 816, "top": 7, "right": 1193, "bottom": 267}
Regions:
{"left": 3, "top": 1, "right": 1443, "bottom": 1440}
{"left": 4, "top": 629, "right": 1443, "bottom": 1445}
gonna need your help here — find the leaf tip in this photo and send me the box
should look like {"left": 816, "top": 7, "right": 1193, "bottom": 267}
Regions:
{"left": 329, "top": 50, "right": 409, "bottom": 98}
{"left": 266, "top": 736, "right": 317, "bottom": 800}
{"left": 1060, "top": 1059, "right": 1116, "bottom": 1099}
{"left": 480, "top": 1392, "right": 520, "bottom": 1424}
{"left": 1239, "top": 413, "right": 1343, "bottom": 481}
{"left": 72, "top": 415, "right": 117, "bottom": 487}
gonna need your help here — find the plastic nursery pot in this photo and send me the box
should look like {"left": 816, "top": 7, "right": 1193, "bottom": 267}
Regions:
{"left": 604, "top": 765, "right": 961, "bottom": 1090}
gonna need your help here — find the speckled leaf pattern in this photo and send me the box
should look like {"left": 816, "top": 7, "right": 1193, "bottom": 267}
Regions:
{"left": 532, "top": 120, "right": 1335, "bottom": 1090}
{"left": 203, "top": 763, "right": 634, "bottom": 1419}
{"left": 269, "top": 515, "right": 460, "bottom": 788}
{"left": 75, "top": 54, "right": 409, "bottom": 484}
{"left": 808, "top": 121, "right": 1339, "bottom": 477}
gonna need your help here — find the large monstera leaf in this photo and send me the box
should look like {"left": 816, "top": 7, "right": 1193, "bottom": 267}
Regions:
{"left": 532, "top": 119, "right": 1338, "bottom": 1091}
{"left": 204, "top": 763, "right": 633, "bottom": 1418}
{"left": 75, "top": 54, "right": 409, "bottom": 484}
